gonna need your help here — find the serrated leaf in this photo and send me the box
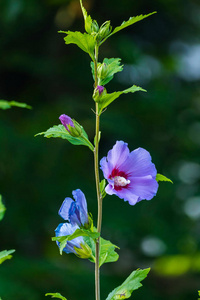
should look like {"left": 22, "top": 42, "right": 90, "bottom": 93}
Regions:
{"left": 0, "top": 100, "right": 31, "bottom": 110}
{"left": 45, "top": 293, "right": 67, "bottom": 300}
{"left": 0, "top": 195, "right": 6, "bottom": 221}
{"left": 35, "top": 124, "right": 94, "bottom": 151}
{"left": 156, "top": 173, "right": 173, "bottom": 184}
{"left": 106, "top": 268, "right": 150, "bottom": 300}
{"left": 52, "top": 228, "right": 99, "bottom": 254}
{"left": 91, "top": 58, "right": 123, "bottom": 86}
{"left": 101, "top": 12, "right": 157, "bottom": 44}
{"left": 59, "top": 31, "right": 95, "bottom": 60}
{"left": 0, "top": 249, "right": 15, "bottom": 264}
{"left": 80, "top": 0, "right": 93, "bottom": 33}
{"left": 99, "top": 85, "right": 146, "bottom": 113}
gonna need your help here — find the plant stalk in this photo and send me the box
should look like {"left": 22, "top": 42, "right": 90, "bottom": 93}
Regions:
{"left": 93, "top": 45, "right": 102, "bottom": 300}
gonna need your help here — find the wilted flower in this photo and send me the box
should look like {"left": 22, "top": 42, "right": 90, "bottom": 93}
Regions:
{"left": 55, "top": 222, "right": 92, "bottom": 258}
{"left": 59, "top": 189, "right": 89, "bottom": 228}
{"left": 100, "top": 141, "right": 158, "bottom": 205}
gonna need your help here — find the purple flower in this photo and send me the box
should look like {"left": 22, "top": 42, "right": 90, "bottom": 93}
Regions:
{"left": 100, "top": 141, "right": 158, "bottom": 205}
{"left": 55, "top": 222, "right": 84, "bottom": 254}
{"left": 59, "top": 114, "right": 74, "bottom": 133}
{"left": 59, "top": 189, "right": 89, "bottom": 228}
{"left": 97, "top": 85, "right": 104, "bottom": 95}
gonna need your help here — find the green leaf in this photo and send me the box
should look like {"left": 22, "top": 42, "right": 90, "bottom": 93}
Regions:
{"left": 35, "top": 124, "right": 94, "bottom": 151}
{"left": 0, "top": 195, "right": 6, "bottom": 221}
{"left": 156, "top": 173, "right": 173, "bottom": 184}
{"left": 84, "top": 235, "right": 119, "bottom": 266}
{"left": 101, "top": 12, "right": 157, "bottom": 44}
{"left": 45, "top": 293, "right": 67, "bottom": 300}
{"left": 0, "top": 100, "right": 32, "bottom": 110}
{"left": 98, "top": 85, "right": 146, "bottom": 113}
{"left": 59, "top": 31, "right": 96, "bottom": 60}
{"left": 100, "top": 179, "right": 106, "bottom": 199}
{"left": 106, "top": 268, "right": 150, "bottom": 300}
{"left": 52, "top": 228, "right": 100, "bottom": 254}
{"left": 91, "top": 58, "right": 123, "bottom": 86}
{"left": 0, "top": 249, "right": 15, "bottom": 264}
{"left": 99, "top": 238, "right": 119, "bottom": 267}
{"left": 80, "top": 0, "right": 96, "bottom": 34}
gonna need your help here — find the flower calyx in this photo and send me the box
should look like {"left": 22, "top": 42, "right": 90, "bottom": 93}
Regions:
{"left": 74, "top": 242, "right": 93, "bottom": 259}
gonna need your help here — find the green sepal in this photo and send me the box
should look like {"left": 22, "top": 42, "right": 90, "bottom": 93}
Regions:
{"left": 100, "top": 179, "right": 106, "bottom": 199}
{"left": 59, "top": 31, "right": 96, "bottom": 60}
{"left": 0, "top": 195, "right": 6, "bottom": 221}
{"left": 85, "top": 234, "right": 119, "bottom": 267}
{"left": 97, "top": 21, "right": 112, "bottom": 44}
{"left": 106, "top": 268, "right": 150, "bottom": 300}
{"left": 91, "top": 58, "right": 123, "bottom": 86}
{"left": 0, "top": 100, "right": 31, "bottom": 110}
{"left": 35, "top": 124, "right": 94, "bottom": 151}
{"left": 98, "top": 85, "right": 146, "bottom": 113}
{"left": 156, "top": 173, "right": 173, "bottom": 184}
{"left": 52, "top": 228, "right": 100, "bottom": 255}
{"left": 45, "top": 293, "right": 67, "bottom": 300}
{"left": 80, "top": 0, "right": 99, "bottom": 34}
{"left": 0, "top": 249, "right": 15, "bottom": 264}
{"left": 101, "top": 12, "right": 157, "bottom": 45}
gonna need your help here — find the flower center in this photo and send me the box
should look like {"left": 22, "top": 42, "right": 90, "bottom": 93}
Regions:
{"left": 113, "top": 176, "right": 130, "bottom": 187}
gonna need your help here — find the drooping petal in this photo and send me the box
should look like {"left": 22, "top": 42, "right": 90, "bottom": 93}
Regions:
{"left": 55, "top": 222, "right": 83, "bottom": 254}
{"left": 106, "top": 141, "right": 130, "bottom": 169}
{"left": 58, "top": 197, "right": 74, "bottom": 221}
{"left": 72, "top": 189, "right": 88, "bottom": 226}
{"left": 120, "top": 147, "right": 157, "bottom": 178}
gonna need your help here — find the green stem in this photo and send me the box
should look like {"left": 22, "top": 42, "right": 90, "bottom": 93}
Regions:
{"left": 93, "top": 45, "right": 102, "bottom": 300}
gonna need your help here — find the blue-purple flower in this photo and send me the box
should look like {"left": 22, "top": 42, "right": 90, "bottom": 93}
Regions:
{"left": 55, "top": 222, "right": 84, "bottom": 254}
{"left": 100, "top": 141, "right": 158, "bottom": 205}
{"left": 55, "top": 189, "right": 92, "bottom": 258}
{"left": 59, "top": 189, "right": 89, "bottom": 228}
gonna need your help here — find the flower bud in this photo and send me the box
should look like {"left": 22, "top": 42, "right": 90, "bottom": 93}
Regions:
{"left": 97, "top": 63, "right": 107, "bottom": 79}
{"left": 97, "top": 21, "right": 112, "bottom": 42}
{"left": 59, "top": 114, "right": 82, "bottom": 137}
{"left": 85, "top": 19, "right": 99, "bottom": 34}
{"left": 93, "top": 85, "right": 106, "bottom": 102}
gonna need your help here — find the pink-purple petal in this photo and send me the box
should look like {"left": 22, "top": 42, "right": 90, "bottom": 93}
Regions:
{"left": 100, "top": 157, "right": 113, "bottom": 179}
{"left": 100, "top": 141, "right": 158, "bottom": 205}
{"left": 128, "top": 176, "right": 158, "bottom": 201}
{"left": 120, "top": 147, "right": 157, "bottom": 178}
{"left": 107, "top": 141, "right": 130, "bottom": 169}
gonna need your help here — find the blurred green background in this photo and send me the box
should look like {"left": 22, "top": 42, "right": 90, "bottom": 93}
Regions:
{"left": 0, "top": 0, "right": 200, "bottom": 299}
